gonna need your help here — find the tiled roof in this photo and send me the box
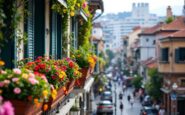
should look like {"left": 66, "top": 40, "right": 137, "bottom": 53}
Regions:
{"left": 139, "top": 22, "right": 164, "bottom": 35}
{"left": 163, "top": 29, "right": 185, "bottom": 38}
{"left": 160, "top": 16, "right": 185, "bottom": 31}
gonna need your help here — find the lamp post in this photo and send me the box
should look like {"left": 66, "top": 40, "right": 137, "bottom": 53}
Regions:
{"left": 114, "top": 82, "right": 117, "bottom": 115}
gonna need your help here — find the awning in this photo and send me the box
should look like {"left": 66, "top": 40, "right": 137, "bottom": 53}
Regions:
{"left": 58, "top": 0, "right": 67, "bottom": 8}
{"left": 72, "top": 77, "right": 94, "bottom": 94}
{"left": 160, "top": 87, "right": 171, "bottom": 93}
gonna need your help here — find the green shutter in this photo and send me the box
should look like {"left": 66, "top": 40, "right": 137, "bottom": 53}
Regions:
{"left": 175, "top": 48, "right": 179, "bottom": 63}
{"left": 57, "top": 14, "right": 62, "bottom": 59}
{"left": 34, "top": 0, "right": 45, "bottom": 59}
{"left": 50, "top": 11, "right": 57, "bottom": 59}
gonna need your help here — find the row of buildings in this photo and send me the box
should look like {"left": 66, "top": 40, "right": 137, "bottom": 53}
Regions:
{"left": 0, "top": 0, "right": 105, "bottom": 115}
{"left": 125, "top": 5, "right": 185, "bottom": 115}
{"left": 96, "top": 2, "right": 163, "bottom": 52}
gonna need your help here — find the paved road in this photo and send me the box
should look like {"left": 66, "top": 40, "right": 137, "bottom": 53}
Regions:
{"left": 92, "top": 81, "right": 142, "bottom": 115}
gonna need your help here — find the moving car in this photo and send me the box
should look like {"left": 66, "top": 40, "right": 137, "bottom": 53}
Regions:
{"left": 140, "top": 106, "right": 158, "bottom": 115}
{"left": 100, "top": 91, "right": 112, "bottom": 102}
{"left": 96, "top": 100, "right": 113, "bottom": 115}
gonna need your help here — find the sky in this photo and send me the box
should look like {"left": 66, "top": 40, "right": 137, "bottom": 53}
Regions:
{"left": 103, "top": 0, "right": 184, "bottom": 16}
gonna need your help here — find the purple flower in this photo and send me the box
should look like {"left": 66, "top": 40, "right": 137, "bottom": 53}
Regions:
{"left": 1, "top": 101, "right": 14, "bottom": 115}
{"left": 13, "top": 87, "right": 21, "bottom": 94}
{"left": 28, "top": 78, "right": 39, "bottom": 85}
{"left": 12, "top": 78, "right": 19, "bottom": 82}
{"left": 13, "top": 68, "right": 21, "bottom": 74}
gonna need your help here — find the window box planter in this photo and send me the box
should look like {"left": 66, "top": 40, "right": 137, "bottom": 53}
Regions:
{"left": 10, "top": 100, "right": 42, "bottom": 115}
{"left": 75, "top": 67, "right": 90, "bottom": 87}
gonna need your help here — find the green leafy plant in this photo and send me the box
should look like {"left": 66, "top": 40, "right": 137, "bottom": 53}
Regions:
{"left": 131, "top": 75, "right": 143, "bottom": 89}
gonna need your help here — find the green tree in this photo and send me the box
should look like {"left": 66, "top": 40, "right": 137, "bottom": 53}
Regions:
{"left": 145, "top": 68, "right": 163, "bottom": 100}
{"left": 165, "top": 17, "right": 174, "bottom": 24}
{"left": 131, "top": 75, "right": 143, "bottom": 89}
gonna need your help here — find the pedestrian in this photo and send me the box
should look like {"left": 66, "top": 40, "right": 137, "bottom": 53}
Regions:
{"left": 119, "top": 92, "right": 123, "bottom": 100}
{"left": 120, "top": 102, "right": 124, "bottom": 112}
{"left": 127, "top": 95, "right": 131, "bottom": 102}
{"left": 139, "top": 95, "right": 143, "bottom": 103}
{"left": 158, "top": 107, "right": 165, "bottom": 115}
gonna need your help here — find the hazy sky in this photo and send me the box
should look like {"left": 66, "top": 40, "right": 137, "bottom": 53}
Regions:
{"left": 103, "top": 0, "right": 184, "bottom": 16}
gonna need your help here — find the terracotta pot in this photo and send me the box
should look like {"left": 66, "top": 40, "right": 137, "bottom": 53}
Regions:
{"left": 75, "top": 67, "right": 90, "bottom": 87}
{"left": 67, "top": 79, "right": 75, "bottom": 93}
{"left": 44, "top": 87, "right": 65, "bottom": 110}
{"left": 10, "top": 100, "right": 42, "bottom": 115}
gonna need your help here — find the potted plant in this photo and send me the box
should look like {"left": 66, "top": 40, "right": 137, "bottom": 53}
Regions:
{"left": 0, "top": 68, "right": 51, "bottom": 115}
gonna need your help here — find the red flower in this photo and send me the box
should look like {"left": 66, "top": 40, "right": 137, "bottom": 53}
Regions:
{"left": 39, "top": 63, "right": 46, "bottom": 69}
{"left": 69, "top": 61, "right": 74, "bottom": 68}
{"left": 34, "top": 65, "right": 40, "bottom": 71}
{"left": 51, "top": 76, "right": 57, "bottom": 80}
{"left": 27, "top": 62, "right": 35, "bottom": 66}
{"left": 61, "top": 66, "right": 67, "bottom": 71}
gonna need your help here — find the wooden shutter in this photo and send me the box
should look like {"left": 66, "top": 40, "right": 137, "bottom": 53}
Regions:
{"left": 57, "top": 14, "right": 62, "bottom": 59}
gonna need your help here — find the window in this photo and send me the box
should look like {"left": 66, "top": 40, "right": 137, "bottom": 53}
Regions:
{"left": 153, "top": 40, "right": 156, "bottom": 45}
{"left": 146, "top": 38, "right": 149, "bottom": 42}
{"left": 160, "top": 48, "right": 169, "bottom": 62}
{"left": 175, "top": 48, "right": 185, "bottom": 63}
{"left": 181, "top": 79, "right": 185, "bottom": 87}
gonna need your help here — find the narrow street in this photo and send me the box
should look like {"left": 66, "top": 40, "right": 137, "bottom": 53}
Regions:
{"left": 92, "top": 81, "right": 142, "bottom": 115}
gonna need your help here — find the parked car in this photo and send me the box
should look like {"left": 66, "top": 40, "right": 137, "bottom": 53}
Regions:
{"left": 100, "top": 91, "right": 112, "bottom": 102}
{"left": 96, "top": 100, "right": 113, "bottom": 115}
{"left": 140, "top": 106, "right": 158, "bottom": 115}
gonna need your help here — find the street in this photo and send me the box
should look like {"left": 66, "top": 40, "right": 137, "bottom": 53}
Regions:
{"left": 92, "top": 81, "right": 142, "bottom": 115}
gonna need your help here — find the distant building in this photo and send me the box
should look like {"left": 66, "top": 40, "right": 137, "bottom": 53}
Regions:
{"left": 97, "top": 3, "right": 162, "bottom": 52}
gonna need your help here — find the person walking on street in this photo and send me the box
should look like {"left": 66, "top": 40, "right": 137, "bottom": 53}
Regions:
{"left": 127, "top": 94, "right": 131, "bottom": 102}
{"left": 120, "top": 102, "right": 124, "bottom": 114}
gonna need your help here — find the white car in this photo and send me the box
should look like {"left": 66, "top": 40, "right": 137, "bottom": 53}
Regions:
{"left": 96, "top": 100, "right": 113, "bottom": 114}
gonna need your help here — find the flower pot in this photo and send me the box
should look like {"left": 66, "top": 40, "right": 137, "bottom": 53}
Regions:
{"left": 75, "top": 67, "right": 90, "bottom": 87}
{"left": 10, "top": 100, "right": 42, "bottom": 115}
{"left": 44, "top": 87, "right": 65, "bottom": 111}
{"left": 67, "top": 79, "right": 76, "bottom": 93}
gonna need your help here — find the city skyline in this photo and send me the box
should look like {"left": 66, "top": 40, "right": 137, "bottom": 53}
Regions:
{"left": 103, "top": 0, "right": 184, "bottom": 16}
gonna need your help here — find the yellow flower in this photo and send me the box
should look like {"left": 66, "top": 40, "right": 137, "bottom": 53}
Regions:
{"left": 22, "top": 73, "right": 28, "bottom": 79}
{"left": 71, "top": 7, "right": 74, "bottom": 11}
{"left": 77, "top": 3, "right": 80, "bottom": 8}
{"left": 0, "top": 60, "right": 5, "bottom": 66}
{"left": 72, "top": 55, "right": 75, "bottom": 58}
{"left": 70, "top": 11, "right": 75, "bottom": 17}
{"left": 51, "top": 89, "right": 57, "bottom": 99}
{"left": 34, "top": 98, "right": 39, "bottom": 104}
{"left": 42, "top": 90, "right": 48, "bottom": 98}
{"left": 59, "top": 71, "right": 66, "bottom": 79}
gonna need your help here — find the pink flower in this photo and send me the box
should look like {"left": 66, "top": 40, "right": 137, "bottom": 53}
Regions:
{"left": 1, "top": 101, "right": 14, "bottom": 115}
{"left": 0, "top": 96, "right": 3, "bottom": 102}
{"left": 13, "top": 87, "right": 21, "bottom": 94}
{"left": 0, "top": 70, "right": 7, "bottom": 74}
{"left": 13, "top": 68, "right": 21, "bottom": 74}
{"left": 12, "top": 78, "right": 19, "bottom": 82}
{"left": 4, "top": 80, "right": 10, "bottom": 85}
{"left": 40, "top": 75, "right": 48, "bottom": 83}
{"left": 29, "top": 73, "right": 35, "bottom": 78}
{"left": 28, "top": 78, "right": 39, "bottom": 85}
{"left": 82, "top": 2, "right": 87, "bottom": 9}
{"left": 0, "top": 82, "right": 4, "bottom": 87}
